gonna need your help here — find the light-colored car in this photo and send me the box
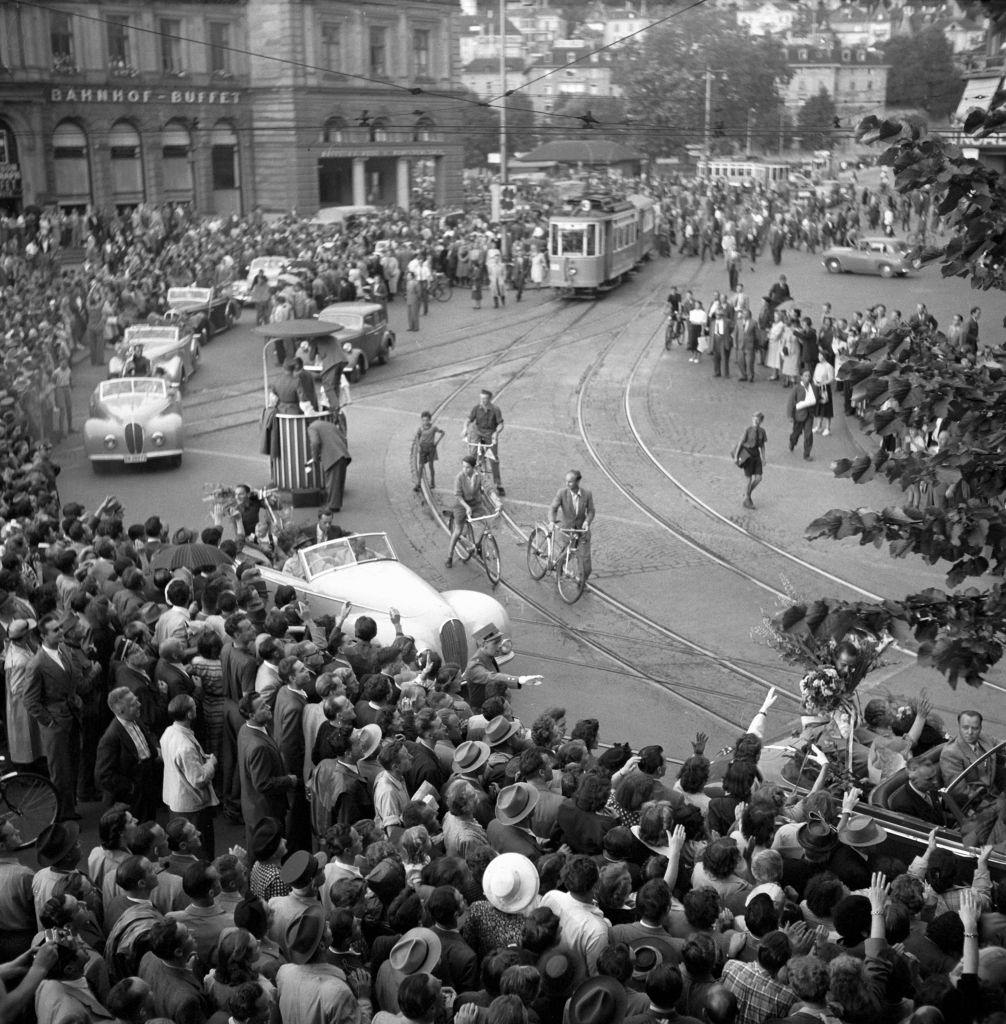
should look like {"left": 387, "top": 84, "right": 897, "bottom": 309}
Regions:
{"left": 316, "top": 302, "right": 395, "bottom": 377}
{"left": 311, "top": 205, "right": 378, "bottom": 227}
{"left": 234, "top": 256, "right": 289, "bottom": 305}
{"left": 83, "top": 377, "right": 183, "bottom": 472}
{"left": 166, "top": 286, "right": 241, "bottom": 341}
{"left": 822, "top": 237, "right": 913, "bottom": 278}
{"left": 109, "top": 324, "right": 201, "bottom": 385}
{"left": 256, "top": 533, "right": 514, "bottom": 667}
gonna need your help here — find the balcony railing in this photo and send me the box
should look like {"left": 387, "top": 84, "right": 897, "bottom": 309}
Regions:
{"left": 51, "top": 54, "right": 79, "bottom": 75}
{"left": 109, "top": 59, "right": 139, "bottom": 78}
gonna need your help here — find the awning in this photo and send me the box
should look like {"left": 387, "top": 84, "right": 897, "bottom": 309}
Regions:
{"left": 953, "top": 73, "right": 1003, "bottom": 124}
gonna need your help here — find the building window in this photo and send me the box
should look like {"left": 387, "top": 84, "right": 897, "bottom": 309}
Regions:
{"left": 413, "top": 28, "right": 430, "bottom": 76}
{"left": 209, "top": 22, "right": 231, "bottom": 74}
{"left": 842, "top": 49, "right": 851, "bottom": 61}
{"left": 53, "top": 120, "right": 91, "bottom": 203}
{"left": 370, "top": 117, "right": 389, "bottom": 142}
{"left": 50, "top": 11, "right": 75, "bottom": 64}
{"left": 211, "top": 122, "right": 239, "bottom": 190}
{"left": 107, "top": 14, "right": 131, "bottom": 69}
{"left": 160, "top": 19, "right": 182, "bottom": 74}
{"left": 321, "top": 24, "right": 341, "bottom": 72}
{"left": 413, "top": 115, "right": 435, "bottom": 141}
{"left": 799, "top": 49, "right": 807, "bottom": 61}
{"left": 0, "top": 124, "right": 13, "bottom": 165}
{"left": 370, "top": 26, "right": 388, "bottom": 76}
{"left": 322, "top": 116, "right": 347, "bottom": 143}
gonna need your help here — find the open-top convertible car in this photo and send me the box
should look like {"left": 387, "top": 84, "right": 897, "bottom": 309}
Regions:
{"left": 316, "top": 302, "right": 395, "bottom": 377}
{"left": 166, "top": 286, "right": 241, "bottom": 342}
{"left": 84, "top": 377, "right": 183, "bottom": 472}
{"left": 741, "top": 726, "right": 1006, "bottom": 877}
{"left": 109, "top": 324, "right": 201, "bottom": 385}
{"left": 821, "top": 237, "right": 914, "bottom": 278}
{"left": 255, "top": 534, "right": 513, "bottom": 666}
{"left": 233, "top": 256, "right": 289, "bottom": 305}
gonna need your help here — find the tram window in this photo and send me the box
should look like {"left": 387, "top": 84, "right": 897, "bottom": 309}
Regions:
{"left": 560, "top": 228, "right": 585, "bottom": 255}
{"left": 585, "top": 225, "right": 597, "bottom": 255}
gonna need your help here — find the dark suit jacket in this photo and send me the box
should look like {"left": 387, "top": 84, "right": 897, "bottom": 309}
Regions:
{"left": 221, "top": 642, "right": 258, "bottom": 704}
{"left": 406, "top": 740, "right": 446, "bottom": 795}
{"left": 238, "top": 723, "right": 295, "bottom": 829}
{"left": 550, "top": 487, "right": 595, "bottom": 530}
{"left": 155, "top": 660, "right": 195, "bottom": 703}
{"left": 432, "top": 926, "right": 479, "bottom": 992}
{"left": 486, "top": 819, "right": 541, "bottom": 858}
{"left": 552, "top": 801, "right": 618, "bottom": 856}
{"left": 307, "top": 418, "right": 351, "bottom": 471}
{"left": 23, "top": 644, "right": 83, "bottom": 726}
{"left": 95, "top": 718, "right": 158, "bottom": 803}
{"left": 888, "top": 782, "right": 946, "bottom": 825}
{"left": 273, "top": 685, "right": 307, "bottom": 776}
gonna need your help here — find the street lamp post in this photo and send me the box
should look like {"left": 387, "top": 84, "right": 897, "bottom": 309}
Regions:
{"left": 499, "top": 0, "right": 507, "bottom": 188}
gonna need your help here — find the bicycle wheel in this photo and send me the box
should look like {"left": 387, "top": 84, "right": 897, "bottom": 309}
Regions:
{"left": 556, "top": 548, "right": 586, "bottom": 604}
{"left": 433, "top": 280, "right": 452, "bottom": 303}
{"left": 525, "top": 526, "right": 550, "bottom": 580}
{"left": 458, "top": 522, "right": 476, "bottom": 563}
{"left": 665, "top": 322, "right": 674, "bottom": 350}
{"left": 0, "top": 770, "right": 58, "bottom": 848}
{"left": 481, "top": 532, "right": 501, "bottom": 586}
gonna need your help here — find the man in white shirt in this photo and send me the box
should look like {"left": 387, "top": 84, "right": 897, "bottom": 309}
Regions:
{"left": 373, "top": 738, "right": 414, "bottom": 842}
{"left": 539, "top": 855, "right": 611, "bottom": 973}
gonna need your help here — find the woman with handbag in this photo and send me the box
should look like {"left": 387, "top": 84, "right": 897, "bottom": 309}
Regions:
{"left": 733, "top": 411, "right": 767, "bottom": 510}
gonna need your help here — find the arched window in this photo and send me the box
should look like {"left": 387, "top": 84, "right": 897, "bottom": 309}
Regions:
{"left": 370, "top": 117, "right": 389, "bottom": 142}
{"left": 0, "top": 120, "right": 17, "bottom": 165}
{"left": 162, "top": 120, "right": 192, "bottom": 197}
{"left": 52, "top": 120, "right": 92, "bottom": 205}
{"left": 413, "top": 116, "right": 436, "bottom": 142}
{"left": 0, "top": 120, "right": 21, "bottom": 207}
{"left": 210, "top": 121, "right": 240, "bottom": 200}
{"left": 108, "top": 120, "right": 144, "bottom": 202}
{"left": 322, "top": 117, "right": 347, "bottom": 143}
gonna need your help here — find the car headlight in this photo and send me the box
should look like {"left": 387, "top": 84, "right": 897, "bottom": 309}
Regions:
{"left": 568, "top": 268, "right": 577, "bottom": 277}
{"left": 151, "top": 432, "right": 165, "bottom": 447}
{"left": 103, "top": 435, "right": 116, "bottom": 450}
{"left": 498, "top": 636, "right": 513, "bottom": 657}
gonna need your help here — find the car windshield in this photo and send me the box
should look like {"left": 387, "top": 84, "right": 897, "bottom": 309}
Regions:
{"left": 319, "top": 312, "right": 364, "bottom": 331}
{"left": 300, "top": 534, "right": 395, "bottom": 579}
{"left": 100, "top": 379, "right": 167, "bottom": 398}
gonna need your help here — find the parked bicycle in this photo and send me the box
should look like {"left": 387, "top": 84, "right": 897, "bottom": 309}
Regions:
{"left": 0, "top": 758, "right": 58, "bottom": 848}
{"left": 445, "top": 507, "right": 501, "bottom": 585}
{"left": 525, "top": 524, "right": 588, "bottom": 603}
{"left": 431, "top": 273, "right": 453, "bottom": 303}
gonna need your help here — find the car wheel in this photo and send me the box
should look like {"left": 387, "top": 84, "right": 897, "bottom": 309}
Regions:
{"left": 225, "top": 304, "right": 238, "bottom": 328}
{"left": 167, "top": 454, "right": 183, "bottom": 469}
{"left": 825, "top": 258, "right": 842, "bottom": 274}
{"left": 377, "top": 344, "right": 389, "bottom": 365}
{"left": 91, "top": 459, "right": 109, "bottom": 476}
{"left": 359, "top": 355, "right": 368, "bottom": 378}
{"left": 878, "top": 263, "right": 894, "bottom": 278}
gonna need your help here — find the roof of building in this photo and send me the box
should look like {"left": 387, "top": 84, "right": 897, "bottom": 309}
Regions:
{"left": 517, "top": 139, "right": 642, "bottom": 165}
{"left": 462, "top": 57, "right": 526, "bottom": 73}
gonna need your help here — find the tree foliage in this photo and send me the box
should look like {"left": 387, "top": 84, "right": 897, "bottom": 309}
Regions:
{"left": 612, "top": 5, "right": 791, "bottom": 158}
{"left": 772, "top": 101, "right": 1006, "bottom": 688}
{"left": 883, "top": 27, "right": 965, "bottom": 119}
{"left": 458, "top": 89, "right": 539, "bottom": 168}
{"left": 797, "top": 88, "right": 838, "bottom": 151}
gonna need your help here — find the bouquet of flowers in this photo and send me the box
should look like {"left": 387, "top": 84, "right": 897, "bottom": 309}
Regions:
{"left": 798, "top": 665, "right": 851, "bottom": 715}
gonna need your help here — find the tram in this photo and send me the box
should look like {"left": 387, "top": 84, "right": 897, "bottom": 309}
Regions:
{"left": 547, "top": 192, "right": 656, "bottom": 298}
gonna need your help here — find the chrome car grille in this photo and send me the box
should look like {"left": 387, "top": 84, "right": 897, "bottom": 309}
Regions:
{"left": 439, "top": 618, "right": 468, "bottom": 666}
{"left": 125, "top": 422, "right": 144, "bottom": 454}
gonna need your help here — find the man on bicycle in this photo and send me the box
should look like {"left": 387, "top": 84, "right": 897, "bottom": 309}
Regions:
{"left": 550, "top": 470, "right": 595, "bottom": 582}
{"left": 464, "top": 388, "right": 505, "bottom": 496}
{"left": 446, "top": 453, "right": 487, "bottom": 569}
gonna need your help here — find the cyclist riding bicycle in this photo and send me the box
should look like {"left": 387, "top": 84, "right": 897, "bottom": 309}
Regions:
{"left": 550, "top": 470, "right": 595, "bottom": 583}
{"left": 464, "top": 388, "right": 505, "bottom": 496}
{"left": 445, "top": 453, "right": 487, "bottom": 569}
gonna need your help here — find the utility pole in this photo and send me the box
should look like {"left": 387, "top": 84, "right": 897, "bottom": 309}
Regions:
{"left": 779, "top": 107, "right": 785, "bottom": 155}
{"left": 704, "top": 65, "right": 713, "bottom": 158}
{"left": 499, "top": 0, "right": 509, "bottom": 260}
{"left": 746, "top": 108, "right": 753, "bottom": 155}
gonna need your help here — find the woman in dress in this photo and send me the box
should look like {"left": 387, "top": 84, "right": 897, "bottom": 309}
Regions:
{"left": 779, "top": 317, "right": 801, "bottom": 386}
{"left": 812, "top": 351, "right": 836, "bottom": 436}
{"left": 530, "top": 247, "right": 547, "bottom": 288}
{"left": 464, "top": 853, "right": 539, "bottom": 959}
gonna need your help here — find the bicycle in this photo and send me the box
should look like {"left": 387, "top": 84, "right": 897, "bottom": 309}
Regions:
{"left": 664, "top": 311, "right": 684, "bottom": 349}
{"left": 445, "top": 507, "right": 502, "bottom": 586}
{"left": 430, "top": 273, "right": 453, "bottom": 303}
{"left": 466, "top": 441, "right": 500, "bottom": 497}
{"left": 0, "top": 758, "right": 59, "bottom": 848}
{"left": 525, "top": 524, "right": 588, "bottom": 603}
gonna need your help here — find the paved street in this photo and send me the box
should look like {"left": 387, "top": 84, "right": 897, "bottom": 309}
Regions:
{"left": 54, "top": 245, "right": 1006, "bottom": 778}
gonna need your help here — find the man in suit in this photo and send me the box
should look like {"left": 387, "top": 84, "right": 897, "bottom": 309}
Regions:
{"left": 963, "top": 305, "right": 981, "bottom": 357}
{"left": 462, "top": 623, "right": 543, "bottom": 713}
{"left": 96, "top": 686, "right": 162, "bottom": 821}
{"left": 238, "top": 693, "right": 299, "bottom": 853}
{"left": 406, "top": 708, "right": 449, "bottom": 795}
{"left": 23, "top": 614, "right": 84, "bottom": 821}
{"left": 154, "top": 639, "right": 195, "bottom": 703}
{"left": 787, "top": 369, "right": 818, "bottom": 461}
{"left": 734, "top": 307, "right": 760, "bottom": 383}
{"left": 940, "top": 709, "right": 1003, "bottom": 805}
{"left": 314, "top": 507, "right": 348, "bottom": 545}
{"left": 550, "top": 470, "right": 596, "bottom": 582}
{"left": 428, "top": 886, "right": 479, "bottom": 992}
{"left": 486, "top": 783, "right": 541, "bottom": 857}
{"left": 307, "top": 416, "right": 352, "bottom": 512}
{"left": 889, "top": 757, "right": 947, "bottom": 826}
{"left": 273, "top": 658, "right": 312, "bottom": 851}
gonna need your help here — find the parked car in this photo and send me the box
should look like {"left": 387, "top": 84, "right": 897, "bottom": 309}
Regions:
{"left": 316, "top": 301, "right": 395, "bottom": 376}
{"left": 724, "top": 732, "right": 1006, "bottom": 879}
{"left": 821, "top": 237, "right": 913, "bottom": 277}
{"left": 109, "top": 324, "right": 201, "bottom": 385}
{"left": 234, "top": 256, "right": 289, "bottom": 305}
{"left": 166, "top": 286, "right": 241, "bottom": 342}
{"left": 84, "top": 377, "right": 183, "bottom": 472}
{"left": 255, "top": 533, "right": 514, "bottom": 667}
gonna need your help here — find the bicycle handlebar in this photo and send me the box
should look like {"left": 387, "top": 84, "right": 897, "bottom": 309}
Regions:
{"left": 467, "top": 510, "right": 501, "bottom": 523}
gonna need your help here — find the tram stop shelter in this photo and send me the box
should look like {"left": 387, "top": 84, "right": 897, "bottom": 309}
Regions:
{"left": 515, "top": 140, "right": 644, "bottom": 177}
{"left": 254, "top": 320, "right": 345, "bottom": 506}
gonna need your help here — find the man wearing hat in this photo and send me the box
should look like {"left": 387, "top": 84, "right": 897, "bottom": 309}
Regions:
{"left": 276, "top": 903, "right": 373, "bottom": 1024}
{"left": 566, "top": 975, "right": 628, "bottom": 1024}
{"left": 834, "top": 813, "right": 887, "bottom": 891}
{"left": 375, "top": 926, "right": 442, "bottom": 1013}
{"left": 442, "top": 740, "right": 493, "bottom": 827}
{"left": 33, "top": 821, "right": 84, "bottom": 922}
{"left": 24, "top": 613, "right": 84, "bottom": 821}
{"left": 4, "top": 617, "right": 41, "bottom": 766}
{"left": 488, "top": 782, "right": 541, "bottom": 857}
{"left": 461, "top": 622, "right": 542, "bottom": 712}
{"left": 268, "top": 849, "right": 326, "bottom": 950}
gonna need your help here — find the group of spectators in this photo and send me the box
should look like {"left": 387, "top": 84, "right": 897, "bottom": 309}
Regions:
{"left": 0, "top": 453, "right": 1004, "bottom": 1024}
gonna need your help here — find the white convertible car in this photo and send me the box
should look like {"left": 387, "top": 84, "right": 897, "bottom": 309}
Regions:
{"left": 256, "top": 534, "right": 514, "bottom": 667}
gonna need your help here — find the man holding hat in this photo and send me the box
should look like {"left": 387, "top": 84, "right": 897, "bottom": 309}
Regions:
{"left": 276, "top": 903, "right": 373, "bottom": 1024}
{"left": 488, "top": 782, "right": 541, "bottom": 858}
{"left": 375, "top": 927, "right": 442, "bottom": 1013}
{"left": 461, "top": 622, "right": 542, "bottom": 712}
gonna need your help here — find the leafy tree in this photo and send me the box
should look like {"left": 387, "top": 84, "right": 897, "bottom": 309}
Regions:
{"left": 883, "top": 27, "right": 965, "bottom": 119}
{"left": 772, "top": 105, "right": 1006, "bottom": 688}
{"left": 797, "top": 88, "right": 838, "bottom": 151}
{"left": 611, "top": 5, "right": 791, "bottom": 159}
{"left": 550, "top": 94, "right": 627, "bottom": 126}
{"left": 454, "top": 89, "right": 539, "bottom": 168}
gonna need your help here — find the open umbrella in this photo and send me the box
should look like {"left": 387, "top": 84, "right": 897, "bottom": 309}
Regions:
{"left": 148, "top": 543, "right": 232, "bottom": 572}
